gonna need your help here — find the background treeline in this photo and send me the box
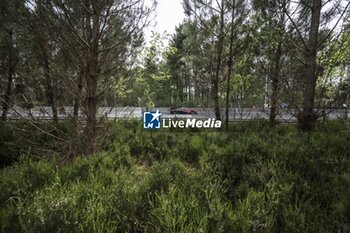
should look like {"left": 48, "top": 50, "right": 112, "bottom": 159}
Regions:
{"left": 131, "top": 0, "right": 350, "bottom": 130}
{"left": 0, "top": 0, "right": 350, "bottom": 152}
{"left": 0, "top": 0, "right": 155, "bottom": 154}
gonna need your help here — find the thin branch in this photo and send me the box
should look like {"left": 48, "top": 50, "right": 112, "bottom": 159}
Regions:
{"left": 283, "top": 5, "right": 308, "bottom": 50}
{"left": 318, "top": 1, "right": 350, "bottom": 48}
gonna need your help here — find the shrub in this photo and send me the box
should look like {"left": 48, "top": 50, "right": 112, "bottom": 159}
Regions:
{"left": 1, "top": 121, "right": 350, "bottom": 232}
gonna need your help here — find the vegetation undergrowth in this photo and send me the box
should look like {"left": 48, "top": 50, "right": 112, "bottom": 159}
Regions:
{"left": 0, "top": 120, "right": 350, "bottom": 232}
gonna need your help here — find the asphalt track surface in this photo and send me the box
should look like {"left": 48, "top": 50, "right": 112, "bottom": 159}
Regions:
{"left": 1, "top": 106, "right": 349, "bottom": 122}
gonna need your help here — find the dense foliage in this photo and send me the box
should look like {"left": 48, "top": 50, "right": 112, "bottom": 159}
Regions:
{"left": 1, "top": 121, "right": 349, "bottom": 232}
{"left": 1, "top": 1, "right": 349, "bottom": 232}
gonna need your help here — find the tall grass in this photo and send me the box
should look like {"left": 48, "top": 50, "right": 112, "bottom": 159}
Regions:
{"left": 0, "top": 120, "right": 349, "bottom": 232}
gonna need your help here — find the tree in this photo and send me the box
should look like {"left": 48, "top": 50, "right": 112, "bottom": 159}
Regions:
{"left": 0, "top": 0, "right": 24, "bottom": 121}
{"left": 224, "top": 0, "right": 247, "bottom": 129}
{"left": 34, "top": 0, "right": 155, "bottom": 154}
{"left": 29, "top": 2, "right": 60, "bottom": 123}
{"left": 252, "top": 0, "right": 288, "bottom": 123}
{"left": 184, "top": 0, "right": 228, "bottom": 120}
{"left": 282, "top": 0, "right": 350, "bottom": 130}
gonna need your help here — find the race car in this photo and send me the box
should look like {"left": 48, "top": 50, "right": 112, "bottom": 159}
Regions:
{"left": 170, "top": 107, "right": 198, "bottom": 114}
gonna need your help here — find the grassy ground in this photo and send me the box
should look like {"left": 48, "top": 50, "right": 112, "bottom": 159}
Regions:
{"left": 0, "top": 121, "right": 350, "bottom": 232}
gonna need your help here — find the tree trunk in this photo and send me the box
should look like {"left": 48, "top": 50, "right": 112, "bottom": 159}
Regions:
{"left": 1, "top": 30, "right": 14, "bottom": 122}
{"left": 298, "top": 0, "right": 322, "bottom": 131}
{"left": 180, "top": 72, "right": 184, "bottom": 103}
{"left": 1, "top": 72, "right": 13, "bottom": 121}
{"left": 213, "top": 0, "right": 225, "bottom": 121}
{"left": 38, "top": 34, "right": 58, "bottom": 124}
{"left": 188, "top": 73, "right": 191, "bottom": 104}
{"left": 226, "top": 0, "right": 236, "bottom": 130}
{"left": 213, "top": 80, "right": 220, "bottom": 119}
{"left": 73, "top": 68, "right": 84, "bottom": 120}
{"left": 269, "top": 76, "right": 278, "bottom": 122}
{"left": 43, "top": 56, "right": 58, "bottom": 124}
{"left": 85, "top": 59, "right": 98, "bottom": 155}
{"left": 346, "top": 67, "right": 350, "bottom": 120}
{"left": 270, "top": 0, "right": 286, "bottom": 124}
{"left": 269, "top": 41, "right": 283, "bottom": 123}
{"left": 84, "top": 8, "right": 100, "bottom": 155}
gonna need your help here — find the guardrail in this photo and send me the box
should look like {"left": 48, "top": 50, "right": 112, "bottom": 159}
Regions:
{"left": 1, "top": 107, "right": 349, "bottom": 122}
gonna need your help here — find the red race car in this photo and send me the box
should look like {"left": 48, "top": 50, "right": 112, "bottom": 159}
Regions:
{"left": 170, "top": 107, "right": 198, "bottom": 114}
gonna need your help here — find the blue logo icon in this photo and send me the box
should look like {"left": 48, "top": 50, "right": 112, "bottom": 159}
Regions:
{"left": 144, "top": 110, "right": 162, "bottom": 129}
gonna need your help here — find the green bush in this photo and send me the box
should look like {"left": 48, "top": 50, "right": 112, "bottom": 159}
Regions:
{"left": 0, "top": 121, "right": 350, "bottom": 232}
